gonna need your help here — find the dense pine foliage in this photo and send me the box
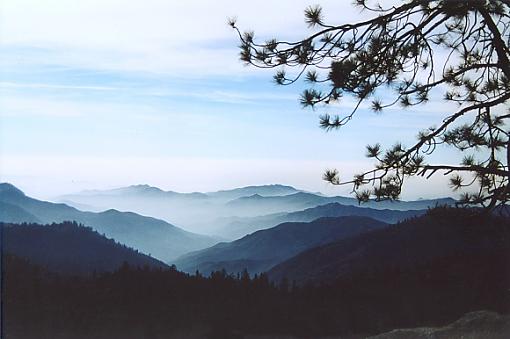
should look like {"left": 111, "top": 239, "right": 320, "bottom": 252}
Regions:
{"left": 3, "top": 209, "right": 509, "bottom": 339}
{"left": 1, "top": 221, "right": 167, "bottom": 275}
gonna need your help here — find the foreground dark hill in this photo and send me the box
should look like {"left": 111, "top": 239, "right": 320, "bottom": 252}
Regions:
{"left": 269, "top": 208, "right": 510, "bottom": 285}
{"left": 4, "top": 222, "right": 509, "bottom": 339}
{"left": 0, "top": 183, "right": 216, "bottom": 261}
{"left": 2, "top": 221, "right": 167, "bottom": 275}
{"left": 216, "top": 202, "right": 426, "bottom": 239}
{"left": 174, "top": 216, "right": 388, "bottom": 275}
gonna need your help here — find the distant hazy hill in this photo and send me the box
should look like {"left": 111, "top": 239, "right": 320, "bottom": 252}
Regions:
{"left": 77, "top": 184, "right": 209, "bottom": 199}
{"left": 206, "top": 184, "right": 300, "bottom": 201}
{"left": 57, "top": 183, "right": 455, "bottom": 234}
{"left": 57, "top": 184, "right": 303, "bottom": 233}
{"left": 2, "top": 221, "right": 167, "bottom": 275}
{"left": 174, "top": 216, "right": 388, "bottom": 275}
{"left": 216, "top": 202, "right": 426, "bottom": 239}
{"left": 0, "top": 183, "right": 216, "bottom": 262}
{"left": 61, "top": 183, "right": 298, "bottom": 203}
{"left": 224, "top": 192, "right": 330, "bottom": 216}
{"left": 225, "top": 192, "right": 455, "bottom": 215}
{"left": 268, "top": 208, "right": 510, "bottom": 285}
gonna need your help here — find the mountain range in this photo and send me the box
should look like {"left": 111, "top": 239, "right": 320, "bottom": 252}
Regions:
{"left": 57, "top": 183, "right": 455, "bottom": 235}
{"left": 224, "top": 191, "right": 455, "bottom": 214}
{"left": 268, "top": 208, "right": 510, "bottom": 285}
{"left": 3, "top": 181, "right": 508, "bottom": 338}
{"left": 0, "top": 183, "right": 217, "bottom": 262}
{"left": 214, "top": 202, "right": 426, "bottom": 239}
{"left": 174, "top": 216, "right": 388, "bottom": 275}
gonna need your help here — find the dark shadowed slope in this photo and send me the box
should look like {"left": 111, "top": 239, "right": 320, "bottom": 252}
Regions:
{"left": 0, "top": 183, "right": 216, "bottom": 262}
{"left": 4, "top": 213, "right": 509, "bottom": 338}
{"left": 268, "top": 208, "right": 510, "bottom": 285}
{"left": 216, "top": 202, "right": 426, "bottom": 239}
{"left": 2, "top": 221, "right": 167, "bottom": 275}
{"left": 174, "top": 216, "right": 388, "bottom": 275}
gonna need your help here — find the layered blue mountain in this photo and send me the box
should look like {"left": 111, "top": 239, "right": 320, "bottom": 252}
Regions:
{"left": 77, "top": 184, "right": 209, "bottom": 200}
{"left": 215, "top": 202, "right": 426, "bottom": 239}
{"left": 174, "top": 216, "right": 388, "bottom": 275}
{"left": 57, "top": 184, "right": 305, "bottom": 234}
{"left": 268, "top": 208, "right": 510, "bottom": 285}
{"left": 0, "top": 200, "right": 41, "bottom": 223}
{"left": 57, "top": 183, "right": 454, "bottom": 235}
{"left": 2, "top": 221, "right": 167, "bottom": 275}
{"left": 225, "top": 191, "right": 455, "bottom": 215}
{"left": 0, "top": 183, "right": 216, "bottom": 262}
{"left": 206, "top": 184, "right": 301, "bottom": 200}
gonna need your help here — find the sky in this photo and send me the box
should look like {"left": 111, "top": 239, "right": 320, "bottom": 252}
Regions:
{"left": 0, "top": 0, "right": 465, "bottom": 200}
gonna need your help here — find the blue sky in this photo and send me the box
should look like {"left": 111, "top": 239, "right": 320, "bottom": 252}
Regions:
{"left": 0, "top": 0, "right": 464, "bottom": 199}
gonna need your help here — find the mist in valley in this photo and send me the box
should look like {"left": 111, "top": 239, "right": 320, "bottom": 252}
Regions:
{"left": 56, "top": 183, "right": 453, "bottom": 238}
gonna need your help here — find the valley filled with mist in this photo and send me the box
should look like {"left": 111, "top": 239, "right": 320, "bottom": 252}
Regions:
{"left": 2, "top": 181, "right": 509, "bottom": 338}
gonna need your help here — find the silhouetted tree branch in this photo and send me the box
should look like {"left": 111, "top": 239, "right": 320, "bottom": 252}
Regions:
{"left": 232, "top": 0, "right": 510, "bottom": 208}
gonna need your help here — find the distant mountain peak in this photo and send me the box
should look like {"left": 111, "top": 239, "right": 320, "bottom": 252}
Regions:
{"left": 0, "top": 183, "right": 26, "bottom": 197}
{"left": 212, "top": 184, "right": 299, "bottom": 194}
{"left": 127, "top": 184, "right": 164, "bottom": 192}
{"left": 130, "top": 184, "right": 152, "bottom": 188}
{"left": 247, "top": 184, "right": 296, "bottom": 189}
{"left": 102, "top": 208, "right": 121, "bottom": 214}
{"left": 91, "top": 184, "right": 168, "bottom": 196}
{"left": 231, "top": 184, "right": 295, "bottom": 189}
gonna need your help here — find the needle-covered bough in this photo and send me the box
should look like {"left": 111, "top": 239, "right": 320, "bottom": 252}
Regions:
{"left": 231, "top": 0, "right": 510, "bottom": 209}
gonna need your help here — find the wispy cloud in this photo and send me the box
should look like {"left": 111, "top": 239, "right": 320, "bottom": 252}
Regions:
{"left": 147, "top": 88, "right": 297, "bottom": 104}
{"left": 0, "top": 0, "right": 361, "bottom": 77}
{"left": 0, "top": 0, "right": 467, "bottom": 199}
{"left": 0, "top": 96, "right": 85, "bottom": 117}
{"left": 1, "top": 79, "right": 297, "bottom": 106}
{"left": 0, "top": 81, "right": 120, "bottom": 92}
